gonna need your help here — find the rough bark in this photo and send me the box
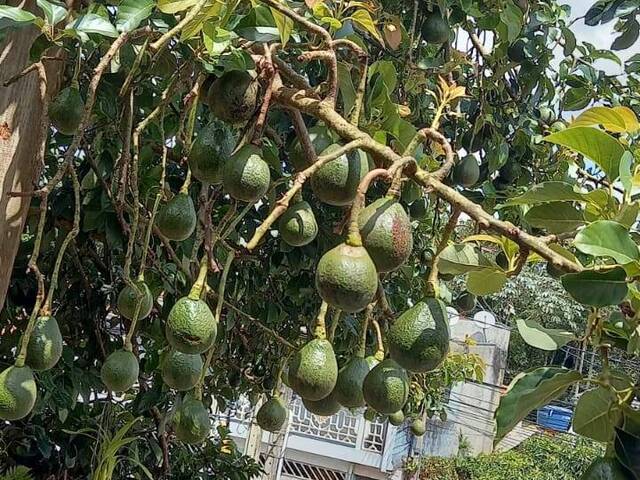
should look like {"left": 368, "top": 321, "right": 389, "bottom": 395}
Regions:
{"left": 0, "top": 0, "right": 62, "bottom": 311}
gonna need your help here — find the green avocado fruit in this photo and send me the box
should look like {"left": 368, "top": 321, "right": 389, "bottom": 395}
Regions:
{"left": 257, "top": 396, "right": 289, "bottom": 432}
{"left": 452, "top": 155, "right": 480, "bottom": 188}
{"left": 49, "top": 86, "right": 84, "bottom": 136}
{"left": 173, "top": 396, "right": 211, "bottom": 444}
{"left": 208, "top": 70, "right": 259, "bottom": 124}
{"left": 101, "top": 350, "right": 139, "bottom": 392}
{"left": 388, "top": 410, "right": 405, "bottom": 426}
{"left": 388, "top": 298, "right": 450, "bottom": 373}
{"left": 288, "top": 339, "right": 338, "bottom": 401}
{"left": 117, "top": 281, "right": 153, "bottom": 321}
{"left": 581, "top": 457, "right": 632, "bottom": 479}
{"left": 454, "top": 291, "right": 476, "bottom": 313}
{"left": 363, "top": 407, "right": 377, "bottom": 421}
{"left": 166, "top": 297, "right": 217, "bottom": 355}
{"left": 410, "top": 418, "right": 426, "bottom": 436}
{"left": 363, "top": 359, "right": 409, "bottom": 414}
{"left": 188, "top": 121, "right": 235, "bottom": 184}
{"left": 507, "top": 39, "right": 527, "bottom": 63}
{"left": 279, "top": 200, "right": 318, "bottom": 247}
{"left": 156, "top": 193, "right": 197, "bottom": 241}
{"left": 358, "top": 197, "right": 414, "bottom": 272}
{"left": 421, "top": 9, "right": 450, "bottom": 44}
{"left": 303, "top": 391, "right": 341, "bottom": 417}
{"left": 334, "top": 356, "right": 376, "bottom": 408}
{"left": 0, "top": 365, "right": 37, "bottom": 420}
{"left": 161, "top": 350, "right": 203, "bottom": 391}
{"left": 316, "top": 243, "right": 378, "bottom": 313}
{"left": 311, "top": 145, "right": 371, "bottom": 206}
{"left": 26, "top": 316, "right": 62, "bottom": 371}
{"left": 288, "top": 124, "right": 336, "bottom": 171}
{"left": 223, "top": 144, "right": 271, "bottom": 203}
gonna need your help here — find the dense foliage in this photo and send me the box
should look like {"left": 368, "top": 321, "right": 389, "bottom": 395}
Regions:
{"left": 0, "top": 0, "right": 639, "bottom": 478}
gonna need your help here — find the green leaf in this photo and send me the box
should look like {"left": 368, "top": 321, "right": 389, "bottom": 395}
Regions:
{"left": 337, "top": 62, "right": 356, "bottom": 118}
{"left": 0, "top": 6, "right": 38, "bottom": 30}
{"left": 350, "top": 9, "right": 383, "bottom": 44}
{"left": 270, "top": 7, "right": 293, "bottom": 47}
{"left": 157, "top": 0, "right": 197, "bottom": 14}
{"left": 620, "top": 151, "right": 634, "bottom": 193}
{"left": 37, "top": 0, "right": 67, "bottom": 26}
{"left": 614, "top": 427, "right": 640, "bottom": 477}
{"left": 438, "top": 243, "right": 493, "bottom": 275}
{"left": 68, "top": 13, "right": 118, "bottom": 38}
{"left": 516, "top": 318, "right": 576, "bottom": 351}
{"left": 116, "top": 0, "right": 154, "bottom": 32}
{"left": 494, "top": 367, "right": 582, "bottom": 443}
{"left": 561, "top": 267, "right": 629, "bottom": 307}
{"left": 544, "top": 126, "right": 625, "bottom": 181}
{"left": 573, "top": 387, "right": 621, "bottom": 442}
{"left": 563, "top": 87, "right": 591, "bottom": 111}
{"left": 613, "top": 19, "right": 640, "bottom": 51}
{"left": 502, "top": 182, "right": 586, "bottom": 206}
{"left": 570, "top": 106, "right": 628, "bottom": 133}
{"left": 524, "top": 202, "right": 584, "bottom": 234}
{"left": 574, "top": 220, "right": 639, "bottom": 264}
{"left": 466, "top": 269, "right": 507, "bottom": 295}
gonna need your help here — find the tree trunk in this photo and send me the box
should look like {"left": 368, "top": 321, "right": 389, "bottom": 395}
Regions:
{"left": 0, "top": 0, "right": 62, "bottom": 311}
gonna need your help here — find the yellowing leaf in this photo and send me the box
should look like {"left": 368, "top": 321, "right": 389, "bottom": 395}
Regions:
{"left": 158, "top": 0, "right": 198, "bottom": 14}
{"left": 270, "top": 6, "right": 293, "bottom": 47}
{"left": 350, "top": 9, "right": 383, "bottom": 44}
{"left": 613, "top": 106, "right": 640, "bottom": 132}
{"left": 180, "top": 0, "right": 223, "bottom": 41}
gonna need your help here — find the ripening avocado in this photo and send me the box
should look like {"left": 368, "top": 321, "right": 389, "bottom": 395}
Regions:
{"left": 166, "top": 297, "right": 217, "bottom": 355}
{"left": 288, "top": 124, "right": 336, "bottom": 171}
{"left": 117, "top": 280, "right": 153, "bottom": 321}
{"left": 388, "top": 410, "right": 405, "bottom": 426}
{"left": 358, "top": 197, "right": 414, "bottom": 273}
{"left": 581, "top": 457, "right": 631, "bottom": 480}
{"left": 311, "top": 145, "right": 371, "bottom": 206}
{"left": 362, "top": 359, "right": 409, "bottom": 414}
{"left": 279, "top": 200, "right": 318, "bottom": 247}
{"left": 257, "top": 396, "right": 288, "bottom": 432}
{"left": 287, "top": 339, "right": 338, "bottom": 401}
{"left": 0, "top": 365, "right": 37, "bottom": 420}
{"left": 410, "top": 418, "right": 426, "bottom": 436}
{"left": 156, "top": 193, "right": 197, "bottom": 241}
{"left": 316, "top": 243, "right": 378, "bottom": 313}
{"left": 101, "top": 349, "right": 139, "bottom": 392}
{"left": 421, "top": 9, "right": 450, "bottom": 44}
{"left": 334, "top": 356, "right": 376, "bottom": 408}
{"left": 208, "top": 70, "right": 259, "bottom": 124}
{"left": 173, "top": 396, "right": 211, "bottom": 444}
{"left": 452, "top": 155, "right": 480, "bottom": 188}
{"left": 26, "top": 316, "right": 62, "bottom": 371}
{"left": 188, "top": 121, "right": 235, "bottom": 184}
{"left": 161, "top": 350, "right": 203, "bottom": 391}
{"left": 454, "top": 291, "right": 476, "bottom": 313}
{"left": 537, "top": 106, "right": 556, "bottom": 124}
{"left": 49, "top": 85, "right": 84, "bottom": 135}
{"left": 507, "top": 39, "right": 527, "bottom": 63}
{"left": 303, "top": 391, "right": 341, "bottom": 417}
{"left": 223, "top": 144, "right": 271, "bottom": 203}
{"left": 387, "top": 297, "right": 450, "bottom": 373}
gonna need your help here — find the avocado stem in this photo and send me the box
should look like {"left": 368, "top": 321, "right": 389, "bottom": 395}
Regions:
{"left": 313, "top": 301, "right": 329, "bottom": 340}
{"left": 357, "top": 306, "right": 373, "bottom": 358}
{"left": 327, "top": 308, "right": 342, "bottom": 343}
{"left": 346, "top": 168, "right": 392, "bottom": 247}
{"left": 371, "top": 318, "right": 385, "bottom": 360}
{"left": 189, "top": 257, "right": 209, "bottom": 300}
{"left": 123, "top": 278, "right": 144, "bottom": 351}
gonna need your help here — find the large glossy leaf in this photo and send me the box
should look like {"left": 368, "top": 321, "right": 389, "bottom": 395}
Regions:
{"left": 574, "top": 220, "right": 640, "bottom": 264}
{"left": 524, "top": 202, "right": 584, "bottom": 234}
{"left": 516, "top": 318, "right": 576, "bottom": 351}
{"left": 615, "top": 427, "right": 640, "bottom": 478}
{"left": 350, "top": 9, "right": 383, "bottom": 44}
{"left": 466, "top": 269, "right": 508, "bottom": 296}
{"left": 37, "top": 0, "right": 67, "bottom": 25}
{"left": 570, "top": 106, "right": 628, "bottom": 133}
{"left": 502, "top": 182, "right": 586, "bottom": 206}
{"left": 68, "top": 13, "right": 118, "bottom": 37}
{"left": 544, "top": 126, "right": 625, "bottom": 181}
{"left": 562, "top": 267, "right": 629, "bottom": 307}
{"left": 573, "top": 387, "right": 621, "bottom": 442}
{"left": 116, "top": 0, "right": 154, "bottom": 32}
{"left": 494, "top": 367, "right": 582, "bottom": 443}
{"left": 438, "top": 244, "right": 493, "bottom": 274}
{"left": 270, "top": 7, "right": 293, "bottom": 46}
{"left": 0, "top": 5, "right": 38, "bottom": 29}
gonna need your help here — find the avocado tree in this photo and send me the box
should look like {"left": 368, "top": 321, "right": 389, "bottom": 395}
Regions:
{"left": 0, "top": 0, "right": 639, "bottom": 478}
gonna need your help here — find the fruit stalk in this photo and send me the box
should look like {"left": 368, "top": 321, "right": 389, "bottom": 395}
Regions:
{"left": 357, "top": 305, "right": 373, "bottom": 358}
{"left": 313, "top": 301, "right": 329, "bottom": 340}
{"left": 371, "top": 318, "right": 385, "bottom": 361}
{"left": 426, "top": 207, "right": 461, "bottom": 297}
{"left": 189, "top": 257, "right": 209, "bottom": 300}
{"left": 123, "top": 92, "right": 140, "bottom": 281}
{"left": 328, "top": 309, "right": 342, "bottom": 343}
{"left": 346, "top": 168, "right": 392, "bottom": 247}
